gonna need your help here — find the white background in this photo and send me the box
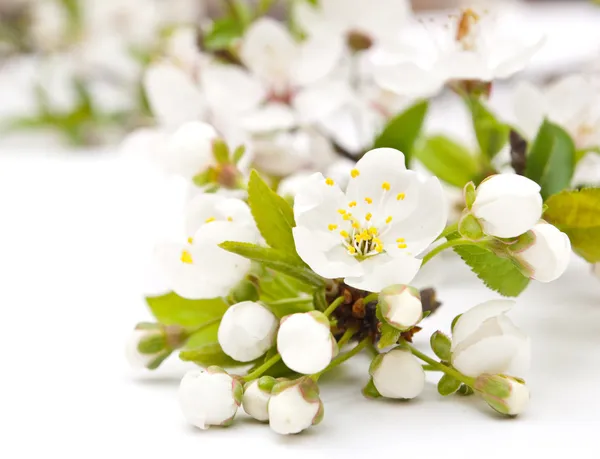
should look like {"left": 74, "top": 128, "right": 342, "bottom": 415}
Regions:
{"left": 2, "top": 2, "right": 600, "bottom": 458}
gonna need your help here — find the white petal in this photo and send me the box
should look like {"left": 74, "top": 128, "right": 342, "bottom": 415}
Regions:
{"left": 372, "top": 348, "right": 425, "bottom": 399}
{"left": 374, "top": 61, "right": 444, "bottom": 98}
{"left": 451, "top": 299, "right": 515, "bottom": 350}
{"left": 164, "top": 121, "right": 217, "bottom": 179}
{"left": 144, "top": 61, "right": 205, "bottom": 128}
{"left": 240, "top": 103, "right": 297, "bottom": 133}
{"left": 452, "top": 334, "right": 526, "bottom": 378}
{"left": 437, "top": 51, "right": 492, "bottom": 82}
{"left": 201, "top": 64, "right": 266, "bottom": 114}
{"left": 546, "top": 74, "right": 593, "bottom": 127}
{"left": 292, "top": 35, "right": 345, "bottom": 86}
{"left": 293, "top": 79, "right": 352, "bottom": 124}
{"left": 513, "top": 81, "right": 546, "bottom": 140}
{"left": 344, "top": 253, "right": 421, "bottom": 292}
{"left": 492, "top": 37, "right": 545, "bottom": 79}
{"left": 185, "top": 195, "right": 253, "bottom": 237}
{"left": 268, "top": 385, "right": 319, "bottom": 435}
{"left": 518, "top": 223, "right": 571, "bottom": 283}
{"left": 242, "top": 380, "right": 270, "bottom": 422}
{"left": 293, "top": 172, "right": 347, "bottom": 226}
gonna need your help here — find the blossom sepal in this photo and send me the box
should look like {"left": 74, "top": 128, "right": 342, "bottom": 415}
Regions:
{"left": 126, "top": 323, "right": 189, "bottom": 370}
{"left": 474, "top": 374, "right": 530, "bottom": 416}
{"left": 379, "top": 285, "right": 423, "bottom": 331}
{"left": 361, "top": 379, "right": 382, "bottom": 399}
{"left": 458, "top": 212, "right": 485, "bottom": 241}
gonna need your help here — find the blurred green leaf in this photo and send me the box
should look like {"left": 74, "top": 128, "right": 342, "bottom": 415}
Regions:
{"left": 415, "top": 136, "right": 480, "bottom": 187}
{"left": 467, "top": 97, "right": 509, "bottom": 159}
{"left": 146, "top": 292, "right": 228, "bottom": 327}
{"left": 179, "top": 342, "right": 243, "bottom": 367}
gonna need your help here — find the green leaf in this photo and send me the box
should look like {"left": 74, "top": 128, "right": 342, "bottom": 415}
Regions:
{"left": 544, "top": 188, "right": 600, "bottom": 262}
{"left": 265, "top": 298, "right": 314, "bottom": 318}
{"left": 467, "top": 97, "right": 509, "bottom": 159}
{"left": 415, "top": 136, "right": 480, "bottom": 187}
{"left": 185, "top": 323, "right": 220, "bottom": 348}
{"left": 372, "top": 100, "right": 429, "bottom": 164}
{"left": 179, "top": 342, "right": 243, "bottom": 367}
{"left": 437, "top": 374, "right": 461, "bottom": 396}
{"left": 219, "top": 241, "right": 325, "bottom": 287}
{"left": 247, "top": 170, "right": 298, "bottom": 255}
{"left": 430, "top": 331, "right": 452, "bottom": 361}
{"left": 145, "top": 292, "right": 228, "bottom": 327}
{"left": 525, "top": 120, "right": 576, "bottom": 199}
{"left": 377, "top": 323, "right": 402, "bottom": 349}
{"left": 203, "top": 18, "right": 244, "bottom": 51}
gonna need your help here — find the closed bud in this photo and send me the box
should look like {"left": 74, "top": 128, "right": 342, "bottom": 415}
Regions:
{"left": 126, "top": 323, "right": 188, "bottom": 370}
{"left": 179, "top": 367, "right": 244, "bottom": 429}
{"left": 218, "top": 301, "right": 278, "bottom": 362}
{"left": 242, "top": 377, "right": 274, "bottom": 422}
{"left": 471, "top": 174, "right": 543, "bottom": 238}
{"left": 379, "top": 285, "right": 423, "bottom": 331}
{"left": 268, "top": 377, "right": 324, "bottom": 435}
{"left": 369, "top": 348, "right": 425, "bottom": 399}
{"left": 474, "top": 374, "right": 529, "bottom": 416}
{"left": 512, "top": 222, "right": 571, "bottom": 283}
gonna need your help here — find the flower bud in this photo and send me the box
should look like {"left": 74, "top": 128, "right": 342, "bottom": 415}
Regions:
{"left": 242, "top": 377, "right": 275, "bottom": 422}
{"left": 125, "top": 323, "right": 188, "bottom": 370}
{"left": 268, "top": 377, "right": 324, "bottom": 435}
{"left": 277, "top": 311, "right": 336, "bottom": 374}
{"left": 379, "top": 285, "right": 423, "bottom": 331}
{"left": 512, "top": 222, "right": 571, "bottom": 283}
{"left": 369, "top": 348, "right": 425, "bottom": 399}
{"left": 474, "top": 374, "right": 530, "bottom": 416}
{"left": 179, "top": 367, "right": 243, "bottom": 429}
{"left": 471, "top": 174, "right": 543, "bottom": 238}
{"left": 218, "top": 301, "right": 278, "bottom": 362}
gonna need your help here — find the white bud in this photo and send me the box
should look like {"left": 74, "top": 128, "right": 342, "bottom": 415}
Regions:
{"left": 380, "top": 285, "right": 423, "bottom": 331}
{"left": 218, "top": 301, "right": 278, "bottom": 362}
{"left": 474, "top": 374, "right": 530, "bottom": 416}
{"left": 451, "top": 300, "right": 530, "bottom": 378}
{"left": 125, "top": 329, "right": 164, "bottom": 369}
{"left": 179, "top": 367, "right": 243, "bottom": 429}
{"left": 515, "top": 222, "right": 571, "bottom": 282}
{"left": 164, "top": 121, "right": 218, "bottom": 179}
{"left": 277, "top": 312, "right": 336, "bottom": 374}
{"left": 472, "top": 174, "right": 543, "bottom": 238}
{"left": 268, "top": 378, "right": 323, "bottom": 435}
{"left": 369, "top": 348, "right": 425, "bottom": 399}
{"left": 242, "top": 379, "right": 272, "bottom": 422}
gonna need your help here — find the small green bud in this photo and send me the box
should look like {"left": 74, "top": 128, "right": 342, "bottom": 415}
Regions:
{"left": 430, "top": 331, "right": 452, "bottom": 361}
{"left": 257, "top": 376, "right": 277, "bottom": 393}
{"left": 458, "top": 212, "right": 485, "bottom": 241}
{"left": 463, "top": 181, "right": 477, "bottom": 209}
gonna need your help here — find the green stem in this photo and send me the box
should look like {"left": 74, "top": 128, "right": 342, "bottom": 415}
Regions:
{"left": 243, "top": 353, "right": 282, "bottom": 381}
{"left": 421, "top": 238, "right": 486, "bottom": 266}
{"left": 436, "top": 222, "right": 459, "bottom": 241}
{"left": 323, "top": 296, "right": 345, "bottom": 317}
{"left": 363, "top": 292, "right": 379, "bottom": 304}
{"left": 267, "top": 297, "right": 313, "bottom": 307}
{"left": 422, "top": 364, "right": 439, "bottom": 371}
{"left": 314, "top": 289, "right": 328, "bottom": 312}
{"left": 336, "top": 327, "right": 357, "bottom": 349}
{"left": 312, "top": 337, "right": 370, "bottom": 380}
{"left": 403, "top": 341, "right": 474, "bottom": 386}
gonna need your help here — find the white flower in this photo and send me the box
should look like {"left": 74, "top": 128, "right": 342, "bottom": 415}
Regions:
{"left": 292, "top": 148, "right": 447, "bottom": 292}
{"left": 514, "top": 74, "right": 600, "bottom": 151}
{"left": 162, "top": 121, "right": 218, "bottom": 180}
{"left": 218, "top": 301, "right": 278, "bottom": 362}
{"left": 513, "top": 222, "right": 571, "bottom": 283}
{"left": 369, "top": 348, "right": 425, "bottom": 399}
{"left": 277, "top": 311, "right": 336, "bottom": 374}
{"left": 374, "top": 8, "right": 544, "bottom": 98}
{"left": 155, "top": 194, "right": 259, "bottom": 299}
{"left": 277, "top": 159, "right": 357, "bottom": 199}
{"left": 179, "top": 367, "right": 243, "bottom": 429}
{"left": 451, "top": 300, "right": 530, "bottom": 378}
{"left": 242, "top": 378, "right": 273, "bottom": 422}
{"left": 29, "top": 0, "right": 69, "bottom": 52}
{"left": 474, "top": 374, "right": 530, "bottom": 416}
{"left": 471, "top": 174, "right": 543, "bottom": 238}
{"left": 268, "top": 377, "right": 324, "bottom": 435}
{"left": 379, "top": 285, "right": 423, "bottom": 331}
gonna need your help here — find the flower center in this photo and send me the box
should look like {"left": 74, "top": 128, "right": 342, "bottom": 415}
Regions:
{"left": 346, "top": 30, "right": 373, "bottom": 52}
{"left": 455, "top": 8, "right": 480, "bottom": 51}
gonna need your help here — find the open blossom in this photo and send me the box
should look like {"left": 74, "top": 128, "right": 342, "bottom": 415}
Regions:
{"left": 471, "top": 174, "right": 543, "bottom": 238}
{"left": 374, "top": 8, "right": 544, "bottom": 98}
{"left": 155, "top": 194, "right": 259, "bottom": 299}
{"left": 292, "top": 148, "right": 447, "bottom": 292}
{"left": 514, "top": 74, "right": 600, "bottom": 151}
{"left": 513, "top": 222, "right": 571, "bottom": 283}
{"left": 369, "top": 348, "right": 425, "bottom": 399}
{"left": 451, "top": 300, "right": 530, "bottom": 378}
{"left": 268, "top": 378, "right": 324, "bottom": 435}
{"left": 218, "top": 301, "right": 278, "bottom": 362}
{"left": 179, "top": 367, "right": 243, "bottom": 429}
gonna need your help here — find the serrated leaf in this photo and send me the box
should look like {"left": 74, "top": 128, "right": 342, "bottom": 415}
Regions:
{"left": 544, "top": 187, "right": 600, "bottom": 262}
{"left": 247, "top": 170, "right": 298, "bottom": 255}
{"left": 415, "top": 136, "right": 480, "bottom": 187}
{"left": 372, "top": 100, "right": 429, "bottom": 165}
{"left": 179, "top": 342, "right": 243, "bottom": 367}
{"left": 430, "top": 331, "right": 452, "bottom": 361}
{"left": 467, "top": 97, "right": 509, "bottom": 159}
{"left": 437, "top": 374, "right": 461, "bottom": 396}
{"left": 525, "top": 120, "right": 575, "bottom": 199}
{"left": 378, "top": 323, "right": 402, "bottom": 349}
{"left": 219, "top": 241, "right": 325, "bottom": 287}
{"left": 145, "top": 292, "right": 228, "bottom": 327}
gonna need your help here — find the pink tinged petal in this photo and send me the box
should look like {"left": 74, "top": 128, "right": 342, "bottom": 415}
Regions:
{"left": 201, "top": 64, "right": 266, "bottom": 114}
{"left": 240, "top": 103, "right": 297, "bottom": 134}
{"left": 513, "top": 82, "right": 546, "bottom": 140}
{"left": 451, "top": 299, "right": 515, "bottom": 350}
{"left": 144, "top": 61, "right": 205, "bottom": 128}
{"left": 519, "top": 223, "right": 571, "bottom": 283}
{"left": 293, "top": 226, "right": 363, "bottom": 279}
{"left": 293, "top": 79, "right": 352, "bottom": 124}
{"left": 374, "top": 61, "right": 444, "bottom": 98}
{"left": 344, "top": 253, "right": 421, "bottom": 293}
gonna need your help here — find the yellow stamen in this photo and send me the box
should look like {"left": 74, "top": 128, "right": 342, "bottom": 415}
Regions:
{"left": 396, "top": 193, "right": 405, "bottom": 201}
{"left": 350, "top": 169, "right": 360, "bottom": 178}
{"left": 325, "top": 177, "right": 335, "bottom": 186}
{"left": 364, "top": 197, "right": 373, "bottom": 204}
{"left": 386, "top": 216, "right": 393, "bottom": 224}
{"left": 368, "top": 227, "right": 378, "bottom": 235}
{"left": 397, "top": 243, "right": 407, "bottom": 249}
{"left": 365, "top": 213, "right": 372, "bottom": 221}
{"left": 187, "top": 237, "right": 194, "bottom": 244}
{"left": 382, "top": 182, "right": 390, "bottom": 191}
{"left": 181, "top": 250, "right": 193, "bottom": 264}
{"left": 340, "top": 230, "right": 349, "bottom": 238}
{"left": 205, "top": 217, "right": 216, "bottom": 223}
{"left": 396, "top": 237, "right": 405, "bottom": 243}
{"left": 349, "top": 201, "right": 357, "bottom": 208}
{"left": 227, "top": 216, "right": 233, "bottom": 222}
{"left": 328, "top": 224, "right": 338, "bottom": 231}
{"left": 352, "top": 222, "right": 360, "bottom": 229}
{"left": 343, "top": 214, "right": 353, "bottom": 221}
{"left": 373, "top": 237, "right": 382, "bottom": 245}
{"left": 338, "top": 209, "right": 346, "bottom": 215}
{"left": 348, "top": 246, "right": 356, "bottom": 254}
{"left": 375, "top": 246, "right": 383, "bottom": 253}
